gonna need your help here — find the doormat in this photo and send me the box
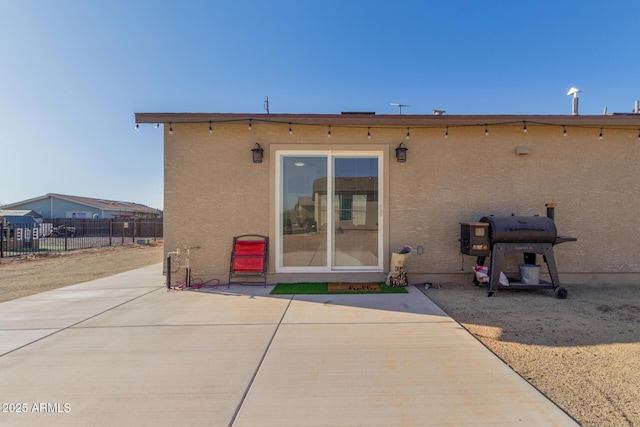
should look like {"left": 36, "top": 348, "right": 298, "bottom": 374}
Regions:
{"left": 270, "top": 282, "right": 408, "bottom": 295}
{"left": 328, "top": 282, "right": 381, "bottom": 292}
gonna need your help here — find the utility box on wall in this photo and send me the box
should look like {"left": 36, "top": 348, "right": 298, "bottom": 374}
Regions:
{"left": 459, "top": 222, "right": 490, "bottom": 256}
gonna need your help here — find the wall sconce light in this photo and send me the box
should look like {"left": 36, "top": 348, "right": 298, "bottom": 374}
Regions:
{"left": 251, "top": 143, "right": 264, "bottom": 163}
{"left": 395, "top": 142, "right": 408, "bottom": 162}
{"left": 515, "top": 146, "right": 530, "bottom": 155}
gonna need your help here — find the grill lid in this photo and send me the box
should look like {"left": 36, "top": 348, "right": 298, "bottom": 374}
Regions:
{"left": 480, "top": 215, "right": 557, "bottom": 244}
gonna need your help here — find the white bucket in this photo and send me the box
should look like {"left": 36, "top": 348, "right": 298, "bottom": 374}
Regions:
{"left": 519, "top": 264, "right": 541, "bottom": 285}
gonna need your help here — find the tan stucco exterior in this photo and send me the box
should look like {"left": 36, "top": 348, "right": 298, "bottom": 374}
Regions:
{"left": 140, "top": 113, "right": 640, "bottom": 285}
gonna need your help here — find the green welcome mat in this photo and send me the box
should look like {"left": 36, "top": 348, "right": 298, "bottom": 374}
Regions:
{"left": 270, "top": 282, "right": 408, "bottom": 295}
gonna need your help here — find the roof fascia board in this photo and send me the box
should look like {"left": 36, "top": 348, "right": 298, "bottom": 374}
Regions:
{"left": 134, "top": 112, "right": 640, "bottom": 128}
{"left": 1, "top": 193, "right": 54, "bottom": 209}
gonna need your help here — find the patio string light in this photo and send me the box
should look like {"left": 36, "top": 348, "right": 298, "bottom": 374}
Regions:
{"left": 136, "top": 117, "right": 640, "bottom": 141}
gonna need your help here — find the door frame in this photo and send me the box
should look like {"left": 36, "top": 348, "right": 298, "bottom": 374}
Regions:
{"left": 272, "top": 146, "right": 387, "bottom": 274}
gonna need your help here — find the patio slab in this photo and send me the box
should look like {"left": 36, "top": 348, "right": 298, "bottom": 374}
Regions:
{"left": 0, "top": 324, "right": 276, "bottom": 426}
{"left": 0, "top": 264, "right": 578, "bottom": 426}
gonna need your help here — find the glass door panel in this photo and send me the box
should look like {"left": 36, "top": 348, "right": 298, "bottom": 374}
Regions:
{"left": 280, "top": 155, "right": 328, "bottom": 267}
{"left": 332, "top": 156, "right": 379, "bottom": 267}
{"left": 277, "top": 152, "right": 382, "bottom": 272}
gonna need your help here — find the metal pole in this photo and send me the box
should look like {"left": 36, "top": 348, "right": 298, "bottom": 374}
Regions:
{"left": 1, "top": 223, "right": 4, "bottom": 258}
{"left": 166, "top": 255, "right": 171, "bottom": 289}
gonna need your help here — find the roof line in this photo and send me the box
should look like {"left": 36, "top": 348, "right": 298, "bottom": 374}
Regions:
{"left": 134, "top": 112, "right": 640, "bottom": 128}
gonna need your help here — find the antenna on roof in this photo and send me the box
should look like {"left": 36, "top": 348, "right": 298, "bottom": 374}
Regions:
{"left": 390, "top": 103, "right": 410, "bottom": 114}
{"left": 264, "top": 96, "right": 270, "bottom": 114}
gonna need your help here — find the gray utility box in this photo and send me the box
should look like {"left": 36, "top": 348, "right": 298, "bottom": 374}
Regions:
{"left": 459, "top": 222, "right": 490, "bottom": 256}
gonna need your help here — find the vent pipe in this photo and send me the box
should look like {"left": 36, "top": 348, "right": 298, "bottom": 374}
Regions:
{"left": 567, "top": 87, "right": 581, "bottom": 115}
{"left": 634, "top": 100, "right": 639, "bottom": 114}
{"left": 545, "top": 203, "right": 556, "bottom": 221}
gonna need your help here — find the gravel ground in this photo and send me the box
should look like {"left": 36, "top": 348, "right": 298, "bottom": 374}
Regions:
{"left": 1, "top": 245, "right": 638, "bottom": 426}
{"left": 420, "top": 281, "right": 640, "bottom": 427}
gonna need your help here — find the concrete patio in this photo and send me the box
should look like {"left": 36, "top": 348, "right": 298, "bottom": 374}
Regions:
{"left": 0, "top": 264, "right": 578, "bottom": 426}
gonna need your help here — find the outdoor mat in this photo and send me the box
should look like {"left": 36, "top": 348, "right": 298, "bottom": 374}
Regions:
{"left": 270, "top": 282, "right": 408, "bottom": 295}
{"left": 328, "top": 282, "right": 381, "bottom": 292}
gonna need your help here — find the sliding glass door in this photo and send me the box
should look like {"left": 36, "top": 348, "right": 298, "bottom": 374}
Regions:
{"left": 276, "top": 151, "right": 383, "bottom": 272}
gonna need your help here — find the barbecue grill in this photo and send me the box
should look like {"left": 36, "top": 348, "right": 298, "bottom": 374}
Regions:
{"left": 459, "top": 204, "right": 576, "bottom": 298}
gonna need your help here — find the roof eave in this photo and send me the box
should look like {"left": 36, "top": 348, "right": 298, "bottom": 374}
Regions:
{"left": 134, "top": 112, "right": 640, "bottom": 127}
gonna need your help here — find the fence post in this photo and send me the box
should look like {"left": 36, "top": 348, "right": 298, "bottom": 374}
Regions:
{"left": 132, "top": 219, "right": 136, "bottom": 244}
{"left": 1, "top": 222, "right": 4, "bottom": 258}
{"left": 109, "top": 220, "right": 113, "bottom": 246}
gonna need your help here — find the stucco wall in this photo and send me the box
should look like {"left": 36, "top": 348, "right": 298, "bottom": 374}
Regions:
{"left": 165, "top": 121, "right": 640, "bottom": 285}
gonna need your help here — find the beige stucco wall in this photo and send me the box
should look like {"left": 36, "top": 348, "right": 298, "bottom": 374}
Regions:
{"left": 164, "top": 120, "right": 640, "bottom": 285}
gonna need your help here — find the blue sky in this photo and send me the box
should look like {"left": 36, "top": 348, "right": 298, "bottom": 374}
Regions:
{"left": 2, "top": 1, "right": 639, "bottom": 210}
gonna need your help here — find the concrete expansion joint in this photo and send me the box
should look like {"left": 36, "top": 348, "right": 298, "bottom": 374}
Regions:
{"left": 228, "top": 295, "right": 293, "bottom": 427}
{"left": 0, "top": 286, "right": 164, "bottom": 359}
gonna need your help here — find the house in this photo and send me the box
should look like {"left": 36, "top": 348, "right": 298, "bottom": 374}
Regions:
{"left": 0, "top": 193, "right": 161, "bottom": 219}
{"left": 134, "top": 111, "right": 640, "bottom": 285}
{"left": 0, "top": 210, "right": 43, "bottom": 221}
{"left": 1, "top": 215, "right": 40, "bottom": 251}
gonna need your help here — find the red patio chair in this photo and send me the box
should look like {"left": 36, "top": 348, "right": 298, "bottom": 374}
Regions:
{"left": 228, "top": 235, "right": 268, "bottom": 287}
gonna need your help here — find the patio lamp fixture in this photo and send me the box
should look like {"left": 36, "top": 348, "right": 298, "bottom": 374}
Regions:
{"left": 252, "top": 143, "right": 264, "bottom": 163}
{"left": 395, "top": 142, "right": 408, "bottom": 163}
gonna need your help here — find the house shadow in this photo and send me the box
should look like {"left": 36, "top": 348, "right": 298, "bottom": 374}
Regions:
{"left": 186, "top": 282, "right": 452, "bottom": 323}
{"left": 418, "top": 280, "right": 640, "bottom": 347}
{"left": 186, "top": 280, "right": 640, "bottom": 347}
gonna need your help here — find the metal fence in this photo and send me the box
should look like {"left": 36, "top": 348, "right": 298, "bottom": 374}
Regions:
{"left": 0, "top": 218, "right": 163, "bottom": 258}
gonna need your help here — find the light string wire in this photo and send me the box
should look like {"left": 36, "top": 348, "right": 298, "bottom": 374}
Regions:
{"left": 138, "top": 118, "right": 640, "bottom": 137}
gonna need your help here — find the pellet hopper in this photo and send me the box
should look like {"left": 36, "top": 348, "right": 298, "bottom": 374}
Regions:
{"left": 459, "top": 204, "right": 576, "bottom": 298}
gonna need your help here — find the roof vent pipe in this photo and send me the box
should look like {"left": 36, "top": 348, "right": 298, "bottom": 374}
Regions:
{"left": 567, "top": 87, "right": 581, "bottom": 115}
{"left": 634, "top": 100, "right": 639, "bottom": 114}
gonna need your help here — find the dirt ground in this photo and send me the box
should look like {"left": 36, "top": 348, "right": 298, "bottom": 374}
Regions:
{"left": 0, "top": 243, "right": 164, "bottom": 303}
{"left": 420, "top": 282, "right": 640, "bottom": 427}
{"left": 1, "top": 245, "right": 638, "bottom": 426}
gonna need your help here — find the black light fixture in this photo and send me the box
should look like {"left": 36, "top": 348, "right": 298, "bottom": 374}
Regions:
{"left": 251, "top": 143, "right": 264, "bottom": 163}
{"left": 395, "top": 142, "right": 408, "bottom": 162}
